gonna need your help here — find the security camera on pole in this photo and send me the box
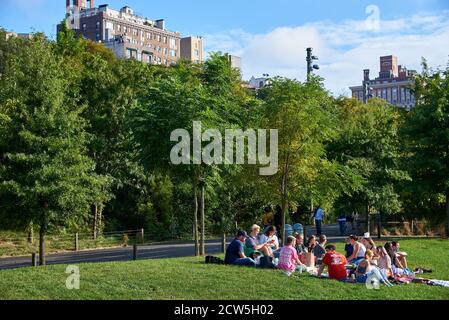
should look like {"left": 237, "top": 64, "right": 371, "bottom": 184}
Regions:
{"left": 306, "top": 47, "right": 320, "bottom": 82}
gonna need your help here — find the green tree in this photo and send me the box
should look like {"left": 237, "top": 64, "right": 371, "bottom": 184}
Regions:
{"left": 328, "top": 97, "right": 409, "bottom": 232}
{"left": 402, "top": 61, "right": 449, "bottom": 236}
{"left": 0, "top": 35, "right": 109, "bottom": 264}
{"left": 258, "top": 77, "right": 352, "bottom": 242}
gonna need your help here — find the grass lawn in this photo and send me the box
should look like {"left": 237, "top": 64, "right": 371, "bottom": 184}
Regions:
{"left": 0, "top": 239, "right": 448, "bottom": 300}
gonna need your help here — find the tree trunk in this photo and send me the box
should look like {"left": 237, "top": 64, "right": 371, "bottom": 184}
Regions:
{"left": 281, "top": 175, "right": 287, "bottom": 245}
{"left": 446, "top": 192, "right": 449, "bottom": 238}
{"left": 38, "top": 195, "right": 48, "bottom": 266}
{"left": 92, "top": 204, "right": 98, "bottom": 240}
{"left": 39, "top": 223, "right": 46, "bottom": 266}
{"left": 98, "top": 206, "right": 103, "bottom": 236}
{"left": 27, "top": 223, "right": 34, "bottom": 244}
{"left": 366, "top": 203, "right": 371, "bottom": 235}
{"left": 222, "top": 233, "right": 226, "bottom": 253}
{"left": 377, "top": 211, "right": 382, "bottom": 239}
{"left": 194, "top": 185, "right": 199, "bottom": 256}
{"left": 200, "top": 183, "right": 205, "bottom": 256}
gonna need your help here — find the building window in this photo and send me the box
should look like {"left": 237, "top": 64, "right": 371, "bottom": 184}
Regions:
{"left": 169, "top": 38, "right": 177, "bottom": 49}
{"left": 82, "top": 24, "right": 87, "bottom": 31}
{"left": 163, "top": 48, "right": 168, "bottom": 55}
{"left": 117, "top": 24, "right": 121, "bottom": 31}
{"left": 163, "top": 36, "right": 167, "bottom": 43}
{"left": 392, "top": 88, "right": 397, "bottom": 103}
{"left": 157, "top": 35, "right": 161, "bottom": 42}
{"left": 147, "top": 32, "right": 152, "bottom": 39}
{"left": 96, "top": 21, "right": 101, "bottom": 30}
{"left": 133, "top": 29, "right": 138, "bottom": 36}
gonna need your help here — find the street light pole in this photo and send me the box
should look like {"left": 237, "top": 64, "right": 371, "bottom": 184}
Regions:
{"left": 306, "top": 47, "right": 319, "bottom": 82}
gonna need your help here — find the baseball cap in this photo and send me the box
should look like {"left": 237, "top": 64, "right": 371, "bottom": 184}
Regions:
{"left": 236, "top": 230, "right": 248, "bottom": 238}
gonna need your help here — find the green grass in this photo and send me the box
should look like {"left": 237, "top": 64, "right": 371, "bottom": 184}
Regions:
{"left": 0, "top": 239, "right": 448, "bottom": 300}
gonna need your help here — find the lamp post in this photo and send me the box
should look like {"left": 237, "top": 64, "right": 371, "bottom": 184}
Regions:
{"left": 306, "top": 48, "right": 320, "bottom": 82}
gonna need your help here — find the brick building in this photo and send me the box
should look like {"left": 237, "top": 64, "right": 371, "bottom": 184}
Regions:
{"left": 180, "top": 36, "right": 203, "bottom": 64}
{"left": 350, "top": 55, "right": 417, "bottom": 110}
{"left": 61, "top": 0, "right": 203, "bottom": 65}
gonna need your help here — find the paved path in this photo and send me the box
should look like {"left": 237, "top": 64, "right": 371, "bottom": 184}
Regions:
{"left": 0, "top": 240, "right": 225, "bottom": 270}
{"left": 0, "top": 223, "right": 348, "bottom": 271}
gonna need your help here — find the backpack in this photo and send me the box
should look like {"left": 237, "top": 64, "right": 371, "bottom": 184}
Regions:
{"left": 258, "top": 256, "right": 275, "bottom": 269}
{"left": 205, "top": 256, "right": 225, "bottom": 265}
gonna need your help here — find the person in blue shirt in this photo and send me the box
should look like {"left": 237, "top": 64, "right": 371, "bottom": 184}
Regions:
{"left": 225, "top": 230, "right": 256, "bottom": 267}
{"left": 313, "top": 205, "right": 324, "bottom": 236}
{"left": 338, "top": 214, "right": 347, "bottom": 235}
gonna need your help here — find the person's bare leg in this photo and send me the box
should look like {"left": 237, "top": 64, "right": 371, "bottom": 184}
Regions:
{"left": 260, "top": 246, "right": 271, "bottom": 257}
{"left": 400, "top": 256, "right": 408, "bottom": 269}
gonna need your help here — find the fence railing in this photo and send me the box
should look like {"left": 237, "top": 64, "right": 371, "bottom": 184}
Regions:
{"left": 354, "top": 218, "right": 445, "bottom": 238}
{"left": 0, "top": 228, "right": 158, "bottom": 258}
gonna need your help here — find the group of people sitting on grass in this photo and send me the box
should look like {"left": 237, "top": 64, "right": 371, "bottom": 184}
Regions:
{"left": 224, "top": 225, "right": 438, "bottom": 287}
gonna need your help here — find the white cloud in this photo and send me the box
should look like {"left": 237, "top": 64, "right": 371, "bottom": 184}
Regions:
{"left": 204, "top": 11, "right": 449, "bottom": 96}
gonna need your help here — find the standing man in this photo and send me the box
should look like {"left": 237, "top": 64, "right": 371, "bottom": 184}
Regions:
{"left": 338, "top": 214, "right": 347, "bottom": 235}
{"left": 225, "top": 230, "right": 256, "bottom": 267}
{"left": 314, "top": 205, "right": 324, "bottom": 236}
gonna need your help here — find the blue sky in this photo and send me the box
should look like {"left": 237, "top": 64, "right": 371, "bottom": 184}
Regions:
{"left": 1, "top": 0, "right": 449, "bottom": 94}
{"left": 1, "top": 0, "right": 447, "bottom": 36}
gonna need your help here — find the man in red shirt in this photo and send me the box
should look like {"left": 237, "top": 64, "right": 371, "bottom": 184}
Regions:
{"left": 317, "top": 244, "right": 348, "bottom": 281}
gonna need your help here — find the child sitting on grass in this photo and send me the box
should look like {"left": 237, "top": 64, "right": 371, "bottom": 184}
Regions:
{"left": 277, "top": 236, "right": 306, "bottom": 276}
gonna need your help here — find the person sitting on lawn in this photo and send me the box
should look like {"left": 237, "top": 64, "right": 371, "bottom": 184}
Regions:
{"left": 377, "top": 246, "right": 393, "bottom": 278}
{"left": 245, "top": 224, "right": 273, "bottom": 257}
{"left": 346, "top": 235, "right": 366, "bottom": 265}
{"left": 294, "top": 232, "right": 307, "bottom": 254}
{"left": 224, "top": 230, "right": 256, "bottom": 267}
{"left": 306, "top": 235, "right": 317, "bottom": 253}
{"left": 313, "top": 234, "right": 327, "bottom": 266}
{"left": 258, "top": 226, "right": 279, "bottom": 252}
{"left": 384, "top": 242, "right": 407, "bottom": 275}
{"left": 317, "top": 244, "right": 348, "bottom": 281}
{"left": 361, "top": 234, "right": 379, "bottom": 263}
{"left": 278, "top": 236, "right": 306, "bottom": 275}
{"left": 355, "top": 250, "right": 393, "bottom": 287}
{"left": 392, "top": 241, "right": 408, "bottom": 269}
{"left": 344, "top": 237, "right": 354, "bottom": 259}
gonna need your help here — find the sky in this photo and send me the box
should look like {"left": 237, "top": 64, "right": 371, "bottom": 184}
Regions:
{"left": 1, "top": 0, "right": 449, "bottom": 95}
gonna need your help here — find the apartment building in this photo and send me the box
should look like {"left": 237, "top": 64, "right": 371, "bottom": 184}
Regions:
{"left": 62, "top": 0, "right": 203, "bottom": 65}
{"left": 180, "top": 36, "right": 203, "bottom": 64}
{"left": 350, "top": 55, "right": 416, "bottom": 110}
